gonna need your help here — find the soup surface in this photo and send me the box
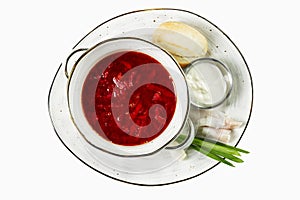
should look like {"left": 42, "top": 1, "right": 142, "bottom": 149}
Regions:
{"left": 81, "top": 51, "right": 177, "bottom": 146}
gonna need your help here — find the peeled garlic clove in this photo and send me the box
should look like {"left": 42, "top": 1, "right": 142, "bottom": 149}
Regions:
{"left": 225, "top": 118, "right": 244, "bottom": 129}
{"left": 210, "top": 110, "right": 243, "bottom": 130}
{"left": 198, "top": 112, "right": 226, "bottom": 129}
{"left": 153, "top": 21, "right": 208, "bottom": 66}
{"left": 201, "top": 110, "right": 243, "bottom": 129}
{"left": 198, "top": 127, "right": 231, "bottom": 143}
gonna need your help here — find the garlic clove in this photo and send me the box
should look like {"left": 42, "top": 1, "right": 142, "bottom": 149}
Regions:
{"left": 198, "top": 126, "right": 231, "bottom": 143}
{"left": 225, "top": 118, "right": 244, "bottom": 129}
{"left": 196, "top": 110, "right": 243, "bottom": 130}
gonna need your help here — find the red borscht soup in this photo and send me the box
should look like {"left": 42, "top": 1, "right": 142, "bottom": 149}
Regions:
{"left": 81, "top": 51, "right": 176, "bottom": 146}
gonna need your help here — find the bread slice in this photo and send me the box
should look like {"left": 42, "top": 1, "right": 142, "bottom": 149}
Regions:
{"left": 153, "top": 21, "right": 208, "bottom": 67}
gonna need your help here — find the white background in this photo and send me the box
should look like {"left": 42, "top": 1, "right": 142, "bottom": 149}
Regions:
{"left": 1, "top": 0, "right": 299, "bottom": 199}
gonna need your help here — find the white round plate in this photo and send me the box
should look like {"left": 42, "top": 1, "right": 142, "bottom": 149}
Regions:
{"left": 48, "top": 8, "right": 253, "bottom": 186}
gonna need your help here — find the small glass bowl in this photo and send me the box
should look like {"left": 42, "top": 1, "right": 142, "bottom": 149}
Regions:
{"left": 185, "top": 58, "right": 233, "bottom": 109}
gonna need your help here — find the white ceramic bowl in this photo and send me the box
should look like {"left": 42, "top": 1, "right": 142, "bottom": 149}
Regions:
{"left": 67, "top": 37, "right": 190, "bottom": 157}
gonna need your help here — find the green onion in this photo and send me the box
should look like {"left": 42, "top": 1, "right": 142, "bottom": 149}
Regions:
{"left": 191, "top": 145, "right": 235, "bottom": 167}
{"left": 183, "top": 136, "right": 249, "bottom": 167}
{"left": 207, "top": 147, "right": 244, "bottom": 163}
{"left": 196, "top": 137, "right": 249, "bottom": 154}
{"left": 192, "top": 137, "right": 241, "bottom": 156}
{"left": 214, "top": 141, "right": 250, "bottom": 154}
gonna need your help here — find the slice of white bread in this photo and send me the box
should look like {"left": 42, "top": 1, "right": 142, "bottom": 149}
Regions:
{"left": 153, "top": 21, "right": 208, "bottom": 67}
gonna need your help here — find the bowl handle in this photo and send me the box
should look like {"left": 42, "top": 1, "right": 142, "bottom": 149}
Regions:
{"left": 65, "top": 48, "right": 88, "bottom": 78}
{"left": 166, "top": 118, "right": 195, "bottom": 150}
